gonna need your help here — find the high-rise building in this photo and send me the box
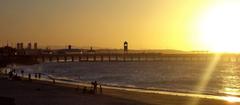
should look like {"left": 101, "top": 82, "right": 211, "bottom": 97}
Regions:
{"left": 20, "top": 43, "right": 24, "bottom": 49}
{"left": 34, "top": 42, "right": 38, "bottom": 49}
{"left": 16, "top": 43, "right": 20, "bottom": 49}
{"left": 27, "top": 43, "right": 32, "bottom": 49}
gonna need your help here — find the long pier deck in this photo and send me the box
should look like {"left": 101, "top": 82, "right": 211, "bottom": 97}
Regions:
{"left": 15, "top": 53, "right": 240, "bottom": 63}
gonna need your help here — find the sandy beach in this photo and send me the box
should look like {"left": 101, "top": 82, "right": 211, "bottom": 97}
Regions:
{"left": 0, "top": 77, "right": 147, "bottom": 105}
{"left": 0, "top": 76, "right": 240, "bottom": 105}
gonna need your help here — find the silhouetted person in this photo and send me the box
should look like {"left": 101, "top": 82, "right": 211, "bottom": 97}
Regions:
{"left": 91, "top": 81, "right": 98, "bottom": 94}
{"left": 28, "top": 73, "right": 31, "bottom": 81}
{"left": 53, "top": 79, "right": 55, "bottom": 84}
{"left": 11, "top": 69, "right": 16, "bottom": 77}
{"left": 35, "top": 73, "right": 37, "bottom": 79}
{"left": 21, "top": 70, "right": 24, "bottom": 77}
{"left": 38, "top": 73, "right": 41, "bottom": 79}
{"left": 8, "top": 71, "right": 13, "bottom": 79}
{"left": 100, "top": 85, "right": 103, "bottom": 94}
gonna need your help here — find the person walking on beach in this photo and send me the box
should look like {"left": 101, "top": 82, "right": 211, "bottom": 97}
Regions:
{"left": 8, "top": 71, "right": 13, "bottom": 79}
{"left": 38, "top": 73, "right": 41, "bottom": 79}
{"left": 35, "top": 73, "right": 37, "bottom": 79}
{"left": 28, "top": 73, "right": 31, "bottom": 81}
{"left": 100, "top": 85, "right": 103, "bottom": 94}
{"left": 53, "top": 79, "right": 55, "bottom": 84}
{"left": 12, "top": 69, "right": 17, "bottom": 77}
{"left": 91, "top": 81, "right": 98, "bottom": 94}
{"left": 21, "top": 70, "right": 24, "bottom": 77}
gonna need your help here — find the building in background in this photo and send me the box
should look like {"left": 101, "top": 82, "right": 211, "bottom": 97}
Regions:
{"left": 124, "top": 41, "right": 128, "bottom": 53}
{"left": 27, "top": 43, "right": 32, "bottom": 49}
{"left": 34, "top": 42, "right": 38, "bottom": 50}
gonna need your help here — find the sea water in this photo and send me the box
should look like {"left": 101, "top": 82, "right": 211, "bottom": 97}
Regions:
{"left": 14, "top": 61, "right": 240, "bottom": 97}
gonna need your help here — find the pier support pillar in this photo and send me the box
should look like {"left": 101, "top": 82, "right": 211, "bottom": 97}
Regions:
{"left": 57, "top": 57, "right": 59, "bottom": 62}
{"left": 64, "top": 56, "right": 67, "bottom": 62}
{"left": 86, "top": 56, "right": 89, "bottom": 61}
{"left": 94, "top": 56, "right": 96, "bottom": 61}
{"left": 101, "top": 56, "right": 103, "bottom": 62}
{"left": 79, "top": 56, "right": 81, "bottom": 62}
{"left": 71, "top": 56, "right": 74, "bottom": 62}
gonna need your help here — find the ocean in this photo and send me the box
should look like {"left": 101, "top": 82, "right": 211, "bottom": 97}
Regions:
{"left": 12, "top": 61, "right": 240, "bottom": 97}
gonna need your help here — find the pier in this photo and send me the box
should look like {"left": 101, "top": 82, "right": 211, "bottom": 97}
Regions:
{"left": 1, "top": 42, "right": 240, "bottom": 64}
{"left": 13, "top": 53, "right": 240, "bottom": 63}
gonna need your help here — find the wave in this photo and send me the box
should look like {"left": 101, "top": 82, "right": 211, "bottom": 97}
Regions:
{"left": 32, "top": 75, "right": 240, "bottom": 103}
{"left": 11, "top": 62, "right": 240, "bottom": 100}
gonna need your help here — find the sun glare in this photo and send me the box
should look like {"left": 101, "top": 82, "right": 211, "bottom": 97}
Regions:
{"left": 222, "top": 96, "right": 240, "bottom": 103}
{"left": 187, "top": 54, "right": 221, "bottom": 105}
{"left": 198, "top": 1, "right": 240, "bottom": 53}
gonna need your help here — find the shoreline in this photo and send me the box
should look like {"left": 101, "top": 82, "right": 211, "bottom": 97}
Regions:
{"left": 20, "top": 71, "right": 239, "bottom": 98}
{"left": 19, "top": 75, "right": 240, "bottom": 104}
{"left": 36, "top": 75, "right": 240, "bottom": 102}
{"left": 1, "top": 74, "right": 240, "bottom": 105}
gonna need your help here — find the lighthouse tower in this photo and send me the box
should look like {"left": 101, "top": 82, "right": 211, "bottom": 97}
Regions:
{"left": 124, "top": 41, "right": 128, "bottom": 53}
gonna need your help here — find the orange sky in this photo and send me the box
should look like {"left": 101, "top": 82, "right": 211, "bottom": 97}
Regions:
{"left": 0, "top": 0, "right": 236, "bottom": 51}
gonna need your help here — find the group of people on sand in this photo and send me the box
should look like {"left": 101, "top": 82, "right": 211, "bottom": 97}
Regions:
{"left": 82, "top": 81, "right": 103, "bottom": 94}
{"left": 28, "top": 73, "right": 42, "bottom": 80}
{"left": 6, "top": 68, "right": 103, "bottom": 95}
{"left": 6, "top": 68, "right": 43, "bottom": 81}
{"left": 8, "top": 69, "right": 21, "bottom": 80}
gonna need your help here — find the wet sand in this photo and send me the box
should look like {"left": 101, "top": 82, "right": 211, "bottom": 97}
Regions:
{"left": 0, "top": 76, "right": 239, "bottom": 105}
{"left": 0, "top": 78, "right": 147, "bottom": 105}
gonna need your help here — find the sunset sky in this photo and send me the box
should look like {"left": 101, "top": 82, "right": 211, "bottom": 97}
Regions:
{"left": 1, "top": 0, "right": 240, "bottom": 52}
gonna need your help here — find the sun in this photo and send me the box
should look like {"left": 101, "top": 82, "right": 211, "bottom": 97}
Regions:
{"left": 198, "top": 1, "right": 240, "bottom": 53}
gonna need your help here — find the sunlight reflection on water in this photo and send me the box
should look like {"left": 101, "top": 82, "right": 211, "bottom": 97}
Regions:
{"left": 222, "top": 96, "right": 240, "bottom": 103}
{"left": 221, "top": 64, "right": 240, "bottom": 96}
